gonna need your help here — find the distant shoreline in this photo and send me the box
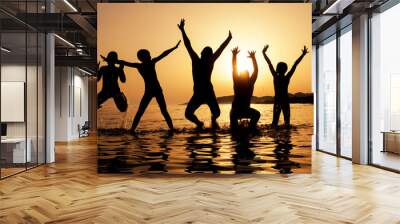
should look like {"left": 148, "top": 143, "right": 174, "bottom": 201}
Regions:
{"left": 180, "top": 92, "right": 314, "bottom": 105}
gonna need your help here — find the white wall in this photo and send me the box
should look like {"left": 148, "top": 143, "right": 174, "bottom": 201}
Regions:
{"left": 1, "top": 63, "right": 46, "bottom": 164}
{"left": 1, "top": 65, "right": 34, "bottom": 138}
{"left": 73, "top": 73, "right": 89, "bottom": 137}
{"left": 55, "top": 66, "right": 70, "bottom": 141}
{"left": 55, "top": 66, "right": 89, "bottom": 141}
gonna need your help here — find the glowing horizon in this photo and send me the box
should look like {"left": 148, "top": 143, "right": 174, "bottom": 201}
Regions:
{"left": 98, "top": 3, "right": 312, "bottom": 104}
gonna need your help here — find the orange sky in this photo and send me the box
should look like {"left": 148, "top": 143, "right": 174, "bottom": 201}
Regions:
{"left": 98, "top": 3, "right": 311, "bottom": 104}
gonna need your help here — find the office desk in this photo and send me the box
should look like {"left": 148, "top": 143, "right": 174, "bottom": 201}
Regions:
{"left": 382, "top": 131, "right": 400, "bottom": 154}
{"left": 1, "top": 138, "right": 31, "bottom": 163}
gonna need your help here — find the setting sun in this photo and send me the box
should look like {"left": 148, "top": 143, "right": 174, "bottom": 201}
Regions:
{"left": 236, "top": 55, "right": 255, "bottom": 74}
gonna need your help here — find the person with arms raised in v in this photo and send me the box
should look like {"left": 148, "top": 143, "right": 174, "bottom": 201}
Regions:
{"left": 262, "top": 44, "right": 308, "bottom": 129}
{"left": 178, "top": 18, "right": 232, "bottom": 130}
{"left": 230, "top": 47, "right": 260, "bottom": 131}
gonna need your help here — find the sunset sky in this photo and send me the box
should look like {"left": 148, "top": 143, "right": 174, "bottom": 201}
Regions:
{"left": 98, "top": 3, "right": 311, "bottom": 104}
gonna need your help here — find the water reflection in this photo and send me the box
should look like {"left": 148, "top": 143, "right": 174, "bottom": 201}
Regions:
{"left": 268, "top": 130, "right": 298, "bottom": 174}
{"left": 186, "top": 132, "right": 220, "bottom": 173}
{"left": 97, "top": 126, "right": 311, "bottom": 174}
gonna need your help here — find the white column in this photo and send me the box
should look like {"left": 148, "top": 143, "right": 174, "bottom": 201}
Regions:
{"left": 46, "top": 33, "right": 55, "bottom": 163}
{"left": 352, "top": 14, "right": 369, "bottom": 164}
{"left": 45, "top": 0, "right": 56, "bottom": 163}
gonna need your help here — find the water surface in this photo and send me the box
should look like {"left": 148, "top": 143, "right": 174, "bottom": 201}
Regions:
{"left": 97, "top": 103, "right": 313, "bottom": 174}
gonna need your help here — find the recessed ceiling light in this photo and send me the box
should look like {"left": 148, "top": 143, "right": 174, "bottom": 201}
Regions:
{"left": 78, "top": 67, "right": 92, "bottom": 76}
{"left": 323, "top": 0, "right": 354, "bottom": 15}
{"left": 63, "top": 0, "right": 78, "bottom": 12}
{"left": 1, "top": 47, "right": 11, "bottom": 53}
{"left": 54, "top": 34, "right": 75, "bottom": 48}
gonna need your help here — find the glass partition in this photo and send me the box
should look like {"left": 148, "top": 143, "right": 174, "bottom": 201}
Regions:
{"left": 317, "top": 36, "right": 337, "bottom": 154}
{"left": 370, "top": 3, "right": 400, "bottom": 171}
{"left": 0, "top": 1, "right": 46, "bottom": 179}
{"left": 339, "top": 28, "right": 352, "bottom": 158}
{"left": 27, "top": 30, "right": 38, "bottom": 169}
{"left": 38, "top": 32, "right": 46, "bottom": 165}
{"left": 1, "top": 31, "right": 28, "bottom": 177}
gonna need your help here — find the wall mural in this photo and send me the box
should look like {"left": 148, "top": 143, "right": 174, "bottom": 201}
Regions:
{"left": 97, "top": 3, "right": 312, "bottom": 174}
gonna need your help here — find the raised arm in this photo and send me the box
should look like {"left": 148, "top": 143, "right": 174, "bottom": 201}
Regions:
{"left": 262, "top": 45, "right": 276, "bottom": 77}
{"left": 212, "top": 31, "right": 232, "bottom": 61}
{"left": 117, "top": 60, "right": 140, "bottom": 68}
{"left": 152, "top": 40, "right": 181, "bottom": 63}
{"left": 118, "top": 64, "right": 126, "bottom": 83}
{"left": 100, "top": 54, "right": 140, "bottom": 68}
{"left": 248, "top": 51, "right": 258, "bottom": 85}
{"left": 286, "top": 46, "right": 308, "bottom": 79}
{"left": 178, "top": 19, "right": 198, "bottom": 60}
{"left": 231, "top": 47, "right": 240, "bottom": 82}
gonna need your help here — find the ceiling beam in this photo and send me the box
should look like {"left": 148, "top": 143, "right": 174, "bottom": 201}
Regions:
{"left": 55, "top": 55, "right": 97, "bottom": 71}
{"left": 67, "top": 13, "right": 97, "bottom": 44}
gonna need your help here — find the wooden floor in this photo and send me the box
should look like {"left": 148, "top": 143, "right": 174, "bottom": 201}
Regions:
{"left": 1, "top": 136, "right": 400, "bottom": 224}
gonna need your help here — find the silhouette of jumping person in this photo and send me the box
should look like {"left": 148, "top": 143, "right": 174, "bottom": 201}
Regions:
{"left": 262, "top": 45, "right": 309, "bottom": 128}
{"left": 178, "top": 19, "right": 232, "bottom": 130}
{"left": 230, "top": 47, "right": 260, "bottom": 130}
{"left": 103, "top": 41, "right": 181, "bottom": 133}
{"left": 97, "top": 51, "right": 128, "bottom": 112}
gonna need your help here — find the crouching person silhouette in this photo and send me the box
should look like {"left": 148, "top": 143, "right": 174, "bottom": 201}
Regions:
{"left": 230, "top": 47, "right": 260, "bottom": 131}
{"left": 262, "top": 45, "right": 308, "bottom": 129}
{"left": 97, "top": 51, "right": 128, "bottom": 112}
{"left": 178, "top": 19, "right": 232, "bottom": 130}
{"left": 103, "top": 41, "right": 180, "bottom": 133}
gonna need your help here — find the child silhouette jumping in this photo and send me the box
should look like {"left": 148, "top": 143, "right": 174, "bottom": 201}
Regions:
{"left": 178, "top": 18, "right": 232, "bottom": 130}
{"left": 104, "top": 41, "right": 180, "bottom": 133}
{"left": 262, "top": 45, "right": 308, "bottom": 128}
{"left": 230, "top": 47, "right": 260, "bottom": 130}
{"left": 97, "top": 51, "right": 128, "bottom": 112}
